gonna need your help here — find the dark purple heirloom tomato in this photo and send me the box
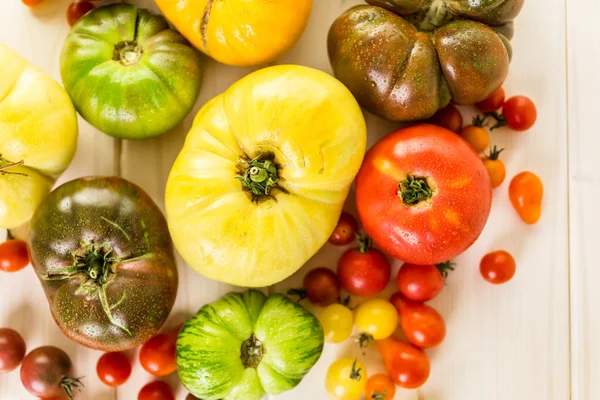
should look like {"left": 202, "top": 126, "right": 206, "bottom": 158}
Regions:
{"left": 28, "top": 177, "right": 178, "bottom": 351}
{"left": 0, "top": 328, "right": 26, "bottom": 372}
{"left": 20, "top": 346, "right": 81, "bottom": 399}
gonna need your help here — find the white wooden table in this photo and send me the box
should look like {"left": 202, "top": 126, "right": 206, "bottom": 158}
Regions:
{"left": 0, "top": 0, "right": 596, "bottom": 399}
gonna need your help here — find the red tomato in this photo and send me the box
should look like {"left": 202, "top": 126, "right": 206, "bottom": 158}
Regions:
{"left": 0, "top": 239, "right": 29, "bottom": 272}
{"left": 480, "top": 250, "right": 516, "bottom": 284}
{"left": 337, "top": 235, "right": 390, "bottom": 297}
{"left": 138, "top": 381, "right": 175, "bottom": 400}
{"left": 509, "top": 171, "right": 543, "bottom": 224}
{"left": 356, "top": 124, "right": 492, "bottom": 265}
{"left": 365, "top": 373, "right": 396, "bottom": 399}
{"left": 66, "top": 1, "right": 95, "bottom": 27}
{"left": 396, "top": 262, "right": 453, "bottom": 302}
{"left": 476, "top": 87, "right": 505, "bottom": 112}
{"left": 21, "top": 0, "right": 44, "bottom": 6}
{"left": 390, "top": 293, "right": 446, "bottom": 348}
{"left": 97, "top": 352, "right": 131, "bottom": 387}
{"left": 329, "top": 212, "right": 359, "bottom": 246}
{"left": 297, "top": 267, "right": 341, "bottom": 306}
{"left": 139, "top": 327, "right": 180, "bottom": 377}
{"left": 429, "top": 105, "right": 463, "bottom": 133}
{"left": 376, "top": 336, "right": 430, "bottom": 389}
{"left": 502, "top": 96, "right": 537, "bottom": 131}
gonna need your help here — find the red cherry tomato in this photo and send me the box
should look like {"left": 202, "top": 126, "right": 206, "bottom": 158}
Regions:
{"left": 391, "top": 293, "right": 446, "bottom": 348}
{"left": 509, "top": 171, "right": 543, "bottom": 224}
{"left": 356, "top": 124, "right": 492, "bottom": 265}
{"left": 476, "top": 87, "right": 505, "bottom": 113}
{"left": 0, "top": 328, "right": 26, "bottom": 373}
{"left": 429, "top": 105, "right": 463, "bottom": 133}
{"left": 376, "top": 336, "right": 430, "bottom": 389}
{"left": 480, "top": 250, "right": 516, "bottom": 284}
{"left": 139, "top": 327, "right": 180, "bottom": 377}
{"left": 329, "top": 212, "right": 359, "bottom": 246}
{"left": 337, "top": 235, "right": 390, "bottom": 297}
{"left": 138, "top": 381, "right": 175, "bottom": 400}
{"left": 502, "top": 95, "right": 537, "bottom": 131}
{"left": 0, "top": 239, "right": 29, "bottom": 272}
{"left": 66, "top": 1, "right": 95, "bottom": 27}
{"left": 396, "top": 262, "right": 453, "bottom": 302}
{"left": 97, "top": 352, "right": 131, "bottom": 387}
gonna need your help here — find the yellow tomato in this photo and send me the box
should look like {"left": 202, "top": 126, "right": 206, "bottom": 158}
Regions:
{"left": 155, "top": 0, "right": 312, "bottom": 67}
{"left": 326, "top": 358, "right": 367, "bottom": 400}
{"left": 0, "top": 43, "right": 78, "bottom": 229}
{"left": 354, "top": 299, "right": 398, "bottom": 341}
{"left": 319, "top": 304, "right": 354, "bottom": 343}
{"left": 165, "top": 65, "right": 366, "bottom": 287}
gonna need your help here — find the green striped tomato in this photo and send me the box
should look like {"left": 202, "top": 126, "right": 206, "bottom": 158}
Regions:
{"left": 177, "top": 290, "right": 324, "bottom": 400}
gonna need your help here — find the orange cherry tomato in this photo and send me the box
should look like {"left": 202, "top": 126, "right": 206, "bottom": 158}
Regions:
{"left": 365, "top": 373, "right": 396, "bottom": 400}
{"left": 376, "top": 336, "right": 430, "bottom": 389}
{"left": 390, "top": 293, "right": 446, "bottom": 348}
{"left": 21, "top": 0, "right": 44, "bottom": 7}
{"left": 482, "top": 146, "right": 506, "bottom": 189}
{"left": 509, "top": 171, "right": 543, "bottom": 224}
{"left": 0, "top": 239, "right": 29, "bottom": 273}
{"left": 460, "top": 120, "right": 490, "bottom": 154}
{"left": 476, "top": 87, "right": 505, "bottom": 113}
{"left": 429, "top": 105, "right": 463, "bottom": 134}
{"left": 480, "top": 250, "right": 516, "bottom": 284}
{"left": 66, "top": 1, "right": 95, "bottom": 27}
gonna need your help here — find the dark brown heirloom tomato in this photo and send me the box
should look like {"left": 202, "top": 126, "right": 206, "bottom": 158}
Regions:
{"left": 328, "top": 0, "right": 523, "bottom": 121}
{"left": 20, "top": 346, "right": 82, "bottom": 399}
{"left": 28, "top": 177, "right": 178, "bottom": 352}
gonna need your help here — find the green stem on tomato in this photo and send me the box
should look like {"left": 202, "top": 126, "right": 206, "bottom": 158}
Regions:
{"left": 236, "top": 153, "right": 285, "bottom": 202}
{"left": 398, "top": 173, "right": 433, "bottom": 205}
{"left": 61, "top": 376, "right": 84, "bottom": 400}
{"left": 356, "top": 233, "right": 372, "bottom": 254}
{"left": 435, "top": 261, "right": 455, "bottom": 282}
{"left": 485, "top": 145, "right": 505, "bottom": 161}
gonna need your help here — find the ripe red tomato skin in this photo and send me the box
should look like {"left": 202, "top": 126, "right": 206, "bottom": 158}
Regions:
{"left": 66, "top": 1, "right": 95, "bottom": 27}
{"left": 329, "top": 212, "right": 359, "bottom": 246}
{"left": 476, "top": 87, "right": 505, "bottom": 112}
{"left": 97, "top": 352, "right": 132, "bottom": 387}
{"left": 396, "top": 263, "right": 444, "bottom": 302}
{"left": 0, "top": 239, "right": 29, "bottom": 272}
{"left": 356, "top": 124, "right": 492, "bottom": 265}
{"left": 480, "top": 250, "right": 516, "bottom": 284}
{"left": 390, "top": 293, "right": 446, "bottom": 348}
{"left": 0, "top": 328, "right": 26, "bottom": 373}
{"left": 138, "top": 381, "right": 175, "bottom": 400}
{"left": 376, "top": 336, "right": 430, "bottom": 389}
{"left": 139, "top": 327, "right": 180, "bottom": 377}
{"left": 503, "top": 96, "right": 537, "bottom": 131}
{"left": 303, "top": 268, "right": 341, "bottom": 306}
{"left": 337, "top": 247, "right": 390, "bottom": 297}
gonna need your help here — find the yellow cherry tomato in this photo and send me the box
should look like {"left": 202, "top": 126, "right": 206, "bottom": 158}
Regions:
{"left": 482, "top": 146, "right": 506, "bottom": 189}
{"left": 326, "top": 357, "right": 367, "bottom": 400}
{"left": 354, "top": 299, "right": 398, "bottom": 341}
{"left": 155, "top": 0, "right": 312, "bottom": 66}
{"left": 460, "top": 118, "right": 490, "bottom": 153}
{"left": 318, "top": 304, "right": 353, "bottom": 344}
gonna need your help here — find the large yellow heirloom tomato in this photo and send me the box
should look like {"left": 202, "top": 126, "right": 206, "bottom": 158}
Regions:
{"left": 0, "top": 43, "right": 78, "bottom": 229}
{"left": 166, "top": 65, "right": 366, "bottom": 287}
{"left": 154, "top": 0, "right": 312, "bottom": 66}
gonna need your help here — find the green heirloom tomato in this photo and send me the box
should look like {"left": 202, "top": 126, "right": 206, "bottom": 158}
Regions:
{"left": 60, "top": 3, "right": 203, "bottom": 140}
{"left": 328, "top": 0, "right": 524, "bottom": 121}
{"left": 28, "top": 177, "right": 178, "bottom": 352}
{"left": 177, "top": 290, "right": 324, "bottom": 400}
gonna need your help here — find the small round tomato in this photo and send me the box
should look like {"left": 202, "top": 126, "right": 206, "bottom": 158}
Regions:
{"left": 0, "top": 328, "right": 26, "bottom": 373}
{"left": 97, "top": 352, "right": 131, "bottom": 387}
{"left": 396, "top": 262, "right": 453, "bottom": 302}
{"left": 509, "top": 171, "right": 543, "bottom": 224}
{"left": 325, "top": 358, "right": 367, "bottom": 400}
{"left": 354, "top": 299, "right": 398, "bottom": 344}
{"left": 21, "top": 0, "right": 44, "bottom": 6}
{"left": 503, "top": 95, "right": 537, "bottom": 131}
{"left": 329, "top": 212, "right": 359, "bottom": 246}
{"left": 20, "top": 346, "right": 81, "bottom": 399}
{"left": 482, "top": 146, "right": 506, "bottom": 189}
{"left": 291, "top": 267, "right": 340, "bottom": 307}
{"left": 318, "top": 304, "right": 353, "bottom": 343}
{"left": 66, "top": 1, "right": 95, "bottom": 27}
{"left": 0, "top": 239, "right": 29, "bottom": 272}
{"left": 480, "top": 250, "right": 516, "bottom": 284}
{"left": 356, "top": 124, "right": 491, "bottom": 265}
{"left": 376, "top": 337, "right": 430, "bottom": 389}
{"left": 337, "top": 235, "right": 390, "bottom": 297}
{"left": 138, "top": 381, "right": 175, "bottom": 400}
{"left": 390, "top": 293, "right": 446, "bottom": 348}
{"left": 365, "top": 374, "right": 396, "bottom": 400}
{"left": 429, "top": 104, "right": 463, "bottom": 133}
{"left": 139, "top": 327, "right": 179, "bottom": 377}
{"left": 460, "top": 119, "right": 490, "bottom": 154}
{"left": 476, "top": 87, "right": 505, "bottom": 113}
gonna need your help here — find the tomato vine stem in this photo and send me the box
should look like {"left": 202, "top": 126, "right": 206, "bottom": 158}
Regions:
{"left": 0, "top": 154, "right": 28, "bottom": 177}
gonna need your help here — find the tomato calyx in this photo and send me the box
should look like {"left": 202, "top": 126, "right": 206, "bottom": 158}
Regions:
{"left": 484, "top": 111, "right": 508, "bottom": 131}
{"left": 398, "top": 173, "right": 433, "bottom": 205}
{"left": 435, "top": 261, "right": 455, "bottom": 281}
{"left": 0, "top": 155, "right": 28, "bottom": 178}
{"left": 485, "top": 145, "right": 504, "bottom": 161}
{"left": 472, "top": 115, "right": 488, "bottom": 128}
{"left": 371, "top": 390, "right": 388, "bottom": 400}
{"left": 42, "top": 241, "right": 132, "bottom": 336}
{"left": 236, "top": 153, "right": 286, "bottom": 202}
{"left": 356, "top": 233, "right": 373, "bottom": 254}
{"left": 349, "top": 359, "right": 363, "bottom": 381}
{"left": 354, "top": 333, "right": 374, "bottom": 349}
{"left": 113, "top": 41, "right": 143, "bottom": 66}
{"left": 61, "top": 376, "right": 84, "bottom": 400}
{"left": 240, "top": 334, "right": 264, "bottom": 368}
{"left": 286, "top": 288, "right": 307, "bottom": 302}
